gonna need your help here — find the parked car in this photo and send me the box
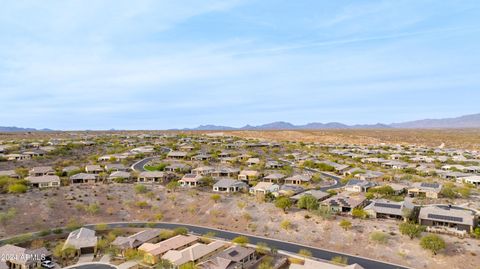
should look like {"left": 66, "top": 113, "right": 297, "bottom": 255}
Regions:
{"left": 41, "top": 260, "right": 55, "bottom": 269}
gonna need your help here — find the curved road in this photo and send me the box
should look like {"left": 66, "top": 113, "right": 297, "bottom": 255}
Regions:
{"left": 78, "top": 222, "right": 409, "bottom": 269}
{"left": 131, "top": 156, "right": 158, "bottom": 171}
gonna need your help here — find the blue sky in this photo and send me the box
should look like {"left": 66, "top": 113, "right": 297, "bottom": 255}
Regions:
{"left": 1, "top": 0, "right": 480, "bottom": 130}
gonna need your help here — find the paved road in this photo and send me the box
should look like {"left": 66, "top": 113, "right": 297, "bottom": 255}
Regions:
{"left": 81, "top": 222, "right": 409, "bottom": 269}
{"left": 131, "top": 156, "right": 157, "bottom": 172}
{"left": 66, "top": 263, "right": 116, "bottom": 269}
{"left": 281, "top": 159, "right": 346, "bottom": 191}
{"left": 131, "top": 147, "right": 171, "bottom": 172}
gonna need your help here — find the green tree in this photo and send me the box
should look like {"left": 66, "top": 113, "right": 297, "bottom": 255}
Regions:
{"left": 399, "top": 222, "right": 425, "bottom": 240}
{"left": 275, "top": 196, "right": 292, "bottom": 213}
{"left": 420, "top": 234, "right": 446, "bottom": 255}
{"left": 370, "top": 231, "right": 388, "bottom": 244}
{"left": 298, "top": 249, "right": 312, "bottom": 258}
{"left": 210, "top": 194, "right": 221, "bottom": 203}
{"left": 351, "top": 208, "right": 367, "bottom": 219}
{"left": 86, "top": 203, "right": 100, "bottom": 215}
{"left": 135, "top": 184, "right": 148, "bottom": 194}
{"left": 166, "top": 181, "right": 180, "bottom": 192}
{"left": 280, "top": 220, "right": 291, "bottom": 230}
{"left": 7, "top": 183, "right": 27, "bottom": 193}
{"left": 232, "top": 236, "right": 249, "bottom": 246}
{"left": 297, "top": 195, "right": 319, "bottom": 211}
{"left": 339, "top": 219, "right": 352, "bottom": 231}
{"left": 173, "top": 227, "right": 188, "bottom": 236}
{"left": 331, "top": 256, "right": 348, "bottom": 265}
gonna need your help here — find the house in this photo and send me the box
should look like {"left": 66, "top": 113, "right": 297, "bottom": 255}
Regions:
{"left": 408, "top": 182, "right": 442, "bottom": 199}
{"left": 238, "top": 170, "right": 260, "bottom": 182}
{"left": 418, "top": 205, "right": 478, "bottom": 233}
{"left": 263, "top": 173, "right": 286, "bottom": 183}
{"left": 316, "top": 160, "right": 350, "bottom": 174}
{"left": 213, "top": 178, "right": 248, "bottom": 193}
{"left": 0, "top": 244, "right": 52, "bottom": 269}
{"left": 105, "top": 163, "right": 128, "bottom": 172}
{"left": 321, "top": 194, "right": 367, "bottom": 213}
{"left": 6, "top": 154, "right": 30, "bottom": 161}
{"left": 277, "top": 185, "right": 305, "bottom": 196}
{"left": 108, "top": 171, "right": 132, "bottom": 182}
{"left": 354, "top": 170, "right": 385, "bottom": 181}
{"left": 459, "top": 175, "right": 480, "bottom": 187}
{"left": 167, "top": 151, "right": 188, "bottom": 160}
{"left": 111, "top": 229, "right": 160, "bottom": 256}
{"left": 25, "top": 175, "right": 60, "bottom": 188}
{"left": 246, "top": 158, "right": 260, "bottom": 166}
{"left": 0, "top": 170, "right": 19, "bottom": 178}
{"left": 192, "top": 166, "right": 215, "bottom": 176}
{"left": 344, "top": 180, "right": 376, "bottom": 193}
{"left": 139, "top": 235, "right": 199, "bottom": 265}
{"left": 265, "top": 160, "right": 283, "bottom": 169}
{"left": 138, "top": 171, "right": 174, "bottom": 184}
{"left": 85, "top": 165, "right": 103, "bottom": 174}
{"left": 212, "top": 167, "right": 240, "bottom": 178}
{"left": 364, "top": 199, "right": 414, "bottom": 220}
{"left": 284, "top": 174, "right": 311, "bottom": 185}
{"left": 192, "top": 153, "right": 212, "bottom": 161}
{"left": 180, "top": 145, "right": 195, "bottom": 151}
{"left": 62, "top": 166, "right": 80, "bottom": 175}
{"left": 70, "top": 173, "right": 97, "bottom": 184}
{"left": 249, "top": 182, "right": 280, "bottom": 195}
{"left": 291, "top": 190, "right": 330, "bottom": 203}
{"left": 382, "top": 161, "right": 410, "bottom": 169}
{"left": 165, "top": 163, "right": 191, "bottom": 173}
{"left": 63, "top": 227, "right": 97, "bottom": 255}
{"left": 29, "top": 166, "right": 55, "bottom": 177}
{"left": 198, "top": 246, "right": 257, "bottom": 269}
{"left": 179, "top": 174, "right": 204, "bottom": 187}
{"left": 162, "top": 241, "right": 225, "bottom": 267}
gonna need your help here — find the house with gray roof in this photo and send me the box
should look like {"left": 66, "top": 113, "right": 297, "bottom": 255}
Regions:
{"left": 213, "top": 178, "right": 248, "bottom": 193}
{"left": 344, "top": 180, "right": 377, "bottom": 193}
{"left": 364, "top": 199, "right": 414, "bottom": 220}
{"left": 63, "top": 227, "right": 98, "bottom": 255}
{"left": 25, "top": 175, "right": 60, "bottom": 188}
{"left": 418, "top": 205, "right": 478, "bottom": 233}
{"left": 291, "top": 190, "right": 330, "bottom": 203}
{"left": 111, "top": 229, "right": 160, "bottom": 256}
{"left": 70, "top": 173, "right": 97, "bottom": 184}
{"left": 29, "top": 166, "right": 55, "bottom": 177}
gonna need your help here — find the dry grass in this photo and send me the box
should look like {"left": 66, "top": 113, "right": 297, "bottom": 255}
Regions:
{"left": 228, "top": 129, "right": 480, "bottom": 150}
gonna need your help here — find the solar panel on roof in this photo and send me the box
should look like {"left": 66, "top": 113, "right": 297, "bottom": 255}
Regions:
{"left": 375, "top": 203, "right": 402, "bottom": 209}
{"left": 228, "top": 250, "right": 239, "bottom": 257}
{"left": 421, "top": 183, "right": 439, "bottom": 188}
{"left": 427, "top": 214, "right": 463, "bottom": 223}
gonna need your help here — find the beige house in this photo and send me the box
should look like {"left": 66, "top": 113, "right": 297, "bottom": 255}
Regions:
{"left": 408, "top": 182, "right": 442, "bottom": 199}
{"left": 238, "top": 170, "right": 260, "bottom": 182}
{"left": 0, "top": 244, "right": 51, "bottom": 269}
{"left": 162, "top": 241, "right": 225, "bottom": 267}
{"left": 139, "top": 235, "right": 198, "bottom": 265}
{"left": 179, "top": 174, "right": 203, "bottom": 187}
{"left": 26, "top": 175, "right": 60, "bottom": 188}
{"left": 137, "top": 171, "right": 174, "bottom": 184}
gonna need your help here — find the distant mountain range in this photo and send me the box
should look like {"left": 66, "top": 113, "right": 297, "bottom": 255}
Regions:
{"left": 185, "top": 113, "right": 480, "bottom": 130}
{"left": 0, "top": 126, "right": 54, "bottom": 132}
{"left": 2, "top": 113, "right": 480, "bottom": 132}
